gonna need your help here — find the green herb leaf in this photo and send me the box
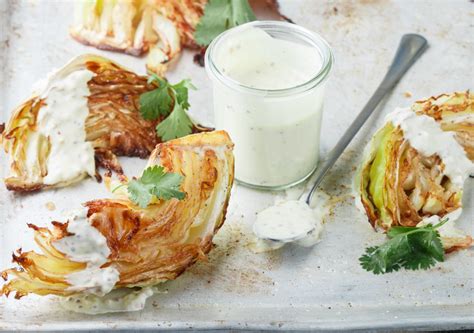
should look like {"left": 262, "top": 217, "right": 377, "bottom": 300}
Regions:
{"left": 147, "top": 73, "right": 163, "bottom": 85}
{"left": 359, "top": 220, "right": 446, "bottom": 274}
{"left": 127, "top": 166, "right": 185, "bottom": 208}
{"left": 386, "top": 226, "right": 418, "bottom": 238}
{"left": 156, "top": 103, "right": 194, "bottom": 141}
{"left": 172, "top": 79, "right": 196, "bottom": 110}
{"left": 139, "top": 75, "right": 196, "bottom": 141}
{"left": 139, "top": 76, "right": 173, "bottom": 120}
{"left": 231, "top": 0, "right": 256, "bottom": 24}
{"left": 194, "top": 0, "right": 256, "bottom": 46}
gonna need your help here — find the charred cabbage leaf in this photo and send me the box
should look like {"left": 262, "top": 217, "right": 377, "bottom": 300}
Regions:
{"left": 70, "top": 0, "right": 206, "bottom": 75}
{"left": 70, "top": 0, "right": 288, "bottom": 74}
{"left": 411, "top": 91, "right": 473, "bottom": 161}
{"left": 356, "top": 92, "right": 473, "bottom": 252}
{"left": 1, "top": 54, "right": 206, "bottom": 192}
{"left": 1, "top": 131, "right": 235, "bottom": 298}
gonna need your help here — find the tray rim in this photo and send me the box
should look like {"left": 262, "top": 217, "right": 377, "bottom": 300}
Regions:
{"left": 1, "top": 1, "right": 473, "bottom": 332}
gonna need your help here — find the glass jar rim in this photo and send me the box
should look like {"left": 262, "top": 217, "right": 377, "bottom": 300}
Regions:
{"left": 205, "top": 20, "right": 334, "bottom": 97}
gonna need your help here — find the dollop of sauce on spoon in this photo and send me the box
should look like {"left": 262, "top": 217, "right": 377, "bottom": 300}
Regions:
{"left": 252, "top": 200, "right": 324, "bottom": 252}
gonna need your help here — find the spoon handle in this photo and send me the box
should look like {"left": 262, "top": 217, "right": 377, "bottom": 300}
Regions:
{"left": 305, "top": 34, "right": 428, "bottom": 205}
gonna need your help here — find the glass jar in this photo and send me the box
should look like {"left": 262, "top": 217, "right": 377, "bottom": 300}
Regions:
{"left": 205, "top": 21, "right": 333, "bottom": 190}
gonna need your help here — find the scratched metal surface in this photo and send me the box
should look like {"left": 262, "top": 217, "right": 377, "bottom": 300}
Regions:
{"left": 0, "top": 0, "right": 473, "bottom": 331}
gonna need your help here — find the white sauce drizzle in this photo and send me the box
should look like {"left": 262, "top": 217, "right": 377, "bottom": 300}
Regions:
{"left": 59, "top": 143, "right": 231, "bottom": 311}
{"left": 39, "top": 69, "right": 96, "bottom": 184}
{"left": 359, "top": 108, "right": 473, "bottom": 239}
{"left": 60, "top": 287, "right": 157, "bottom": 314}
{"left": 386, "top": 107, "right": 474, "bottom": 187}
{"left": 54, "top": 208, "right": 119, "bottom": 296}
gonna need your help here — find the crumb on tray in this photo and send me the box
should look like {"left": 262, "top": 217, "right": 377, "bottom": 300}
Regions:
{"left": 45, "top": 201, "right": 56, "bottom": 211}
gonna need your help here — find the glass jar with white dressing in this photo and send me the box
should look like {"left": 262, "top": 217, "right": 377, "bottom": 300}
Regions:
{"left": 205, "top": 21, "right": 333, "bottom": 190}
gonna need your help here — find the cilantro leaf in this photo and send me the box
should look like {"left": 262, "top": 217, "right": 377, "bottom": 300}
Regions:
{"left": 139, "top": 76, "right": 173, "bottom": 120}
{"left": 194, "top": 0, "right": 256, "bottom": 46}
{"left": 147, "top": 73, "right": 163, "bottom": 85}
{"left": 127, "top": 166, "right": 185, "bottom": 208}
{"left": 195, "top": 0, "right": 232, "bottom": 46}
{"left": 386, "top": 226, "right": 417, "bottom": 238}
{"left": 156, "top": 103, "right": 194, "bottom": 141}
{"left": 128, "top": 179, "right": 153, "bottom": 209}
{"left": 231, "top": 0, "right": 256, "bottom": 24}
{"left": 359, "top": 221, "right": 447, "bottom": 275}
{"left": 139, "top": 75, "right": 197, "bottom": 141}
{"left": 172, "top": 79, "right": 196, "bottom": 110}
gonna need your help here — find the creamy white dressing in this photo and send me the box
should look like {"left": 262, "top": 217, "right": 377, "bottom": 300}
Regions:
{"left": 252, "top": 190, "right": 329, "bottom": 253}
{"left": 214, "top": 27, "right": 321, "bottom": 90}
{"left": 27, "top": 68, "right": 96, "bottom": 185}
{"left": 54, "top": 208, "right": 119, "bottom": 296}
{"left": 386, "top": 108, "right": 474, "bottom": 187}
{"left": 58, "top": 144, "right": 230, "bottom": 312}
{"left": 208, "top": 24, "right": 330, "bottom": 188}
{"left": 66, "top": 266, "right": 119, "bottom": 296}
{"left": 354, "top": 108, "right": 472, "bottom": 241}
{"left": 60, "top": 287, "right": 157, "bottom": 315}
{"left": 253, "top": 200, "right": 316, "bottom": 241}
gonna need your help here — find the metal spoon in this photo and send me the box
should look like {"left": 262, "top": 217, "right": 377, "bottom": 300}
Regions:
{"left": 255, "top": 34, "right": 428, "bottom": 243}
{"left": 305, "top": 33, "right": 428, "bottom": 205}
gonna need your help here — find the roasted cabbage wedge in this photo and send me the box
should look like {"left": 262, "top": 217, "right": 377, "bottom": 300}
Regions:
{"left": 70, "top": 0, "right": 287, "bottom": 75}
{"left": 356, "top": 95, "right": 474, "bottom": 252}
{"left": 71, "top": 0, "right": 206, "bottom": 75}
{"left": 412, "top": 91, "right": 473, "bottom": 161}
{"left": 1, "top": 131, "right": 235, "bottom": 299}
{"left": 1, "top": 54, "right": 205, "bottom": 192}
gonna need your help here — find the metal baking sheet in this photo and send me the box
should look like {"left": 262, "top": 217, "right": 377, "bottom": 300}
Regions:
{"left": 0, "top": 0, "right": 473, "bottom": 331}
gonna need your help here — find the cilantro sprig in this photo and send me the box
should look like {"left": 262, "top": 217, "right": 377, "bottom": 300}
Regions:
{"left": 139, "top": 74, "right": 196, "bottom": 141}
{"left": 127, "top": 166, "right": 185, "bottom": 208}
{"left": 194, "top": 0, "right": 256, "bottom": 46}
{"left": 360, "top": 220, "right": 447, "bottom": 274}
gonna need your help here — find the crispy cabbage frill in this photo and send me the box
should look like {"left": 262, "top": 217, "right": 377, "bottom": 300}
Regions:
{"left": 356, "top": 96, "right": 473, "bottom": 252}
{"left": 1, "top": 131, "right": 235, "bottom": 299}
{"left": 0, "top": 54, "right": 207, "bottom": 192}
{"left": 412, "top": 91, "right": 473, "bottom": 161}
{"left": 70, "top": 0, "right": 206, "bottom": 75}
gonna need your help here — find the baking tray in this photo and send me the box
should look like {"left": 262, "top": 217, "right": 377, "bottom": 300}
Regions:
{"left": 0, "top": 0, "right": 473, "bottom": 331}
